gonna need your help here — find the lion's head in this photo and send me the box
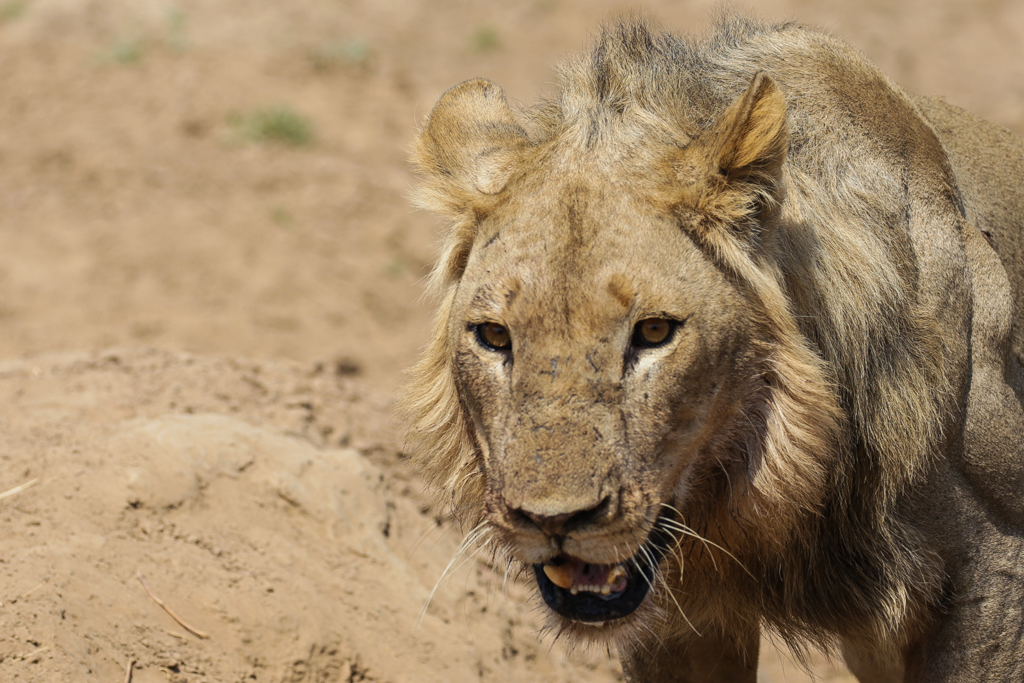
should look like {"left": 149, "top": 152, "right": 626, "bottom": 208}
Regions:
{"left": 404, "top": 18, "right": 948, "bottom": 649}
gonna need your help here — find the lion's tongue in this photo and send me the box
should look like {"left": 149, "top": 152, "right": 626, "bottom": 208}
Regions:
{"left": 542, "top": 558, "right": 628, "bottom": 596}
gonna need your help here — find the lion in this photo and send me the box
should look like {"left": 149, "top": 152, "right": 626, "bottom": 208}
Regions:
{"left": 402, "top": 15, "right": 1024, "bottom": 682}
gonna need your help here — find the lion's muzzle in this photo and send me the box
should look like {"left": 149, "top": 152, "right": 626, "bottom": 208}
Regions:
{"left": 533, "top": 524, "right": 672, "bottom": 623}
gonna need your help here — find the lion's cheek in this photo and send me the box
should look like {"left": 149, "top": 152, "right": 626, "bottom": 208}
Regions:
{"left": 453, "top": 346, "right": 510, "bottom": 437}
{"left": 623, "top": 355, "right": 724, "bottom": 452}
{"left": 620, "top": 349, "right": 759, "bottom": 508}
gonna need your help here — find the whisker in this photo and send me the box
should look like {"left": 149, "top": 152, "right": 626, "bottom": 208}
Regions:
{"left": 666, "top": 530, "right": 688, "bottom": 583}
{"left": 502, "top": 556, "right": 514, "bottom": 597}
{"left": 636, "top": 541, "right": 702, "bottom": 638}
{"left": 661, "top": 578, "right": 701, "bottom": 637}
{"left": 657, "top": 506, "right": 716, "bottom": 569}
{"left": 632, "top": 617, "right": 665, "bottom": 653}
{"left": 659, "top": 518, "right": 719, "bottom": 572}
{"left": 416, "top": 522, "right": 491, "bottom": 628}
{"left": 657, "top": 513, "right": 756, "bottom": 580}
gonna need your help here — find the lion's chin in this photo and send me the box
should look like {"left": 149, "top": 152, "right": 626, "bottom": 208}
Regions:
{"left": 532, "top": 525, "right": 671, "bottom": 624}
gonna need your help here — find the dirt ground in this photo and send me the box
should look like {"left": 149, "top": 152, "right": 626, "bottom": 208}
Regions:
{"left": 0, "top": 1, "right": 1021, "bottom": 681}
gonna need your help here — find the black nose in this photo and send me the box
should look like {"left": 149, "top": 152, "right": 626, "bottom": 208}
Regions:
{"left": 513, "top": 494, "right": 615, "bottom": 538}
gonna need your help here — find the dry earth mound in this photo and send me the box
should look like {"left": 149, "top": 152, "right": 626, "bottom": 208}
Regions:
{"left": 0, "top": 348, "right": 621, "bottom": 683}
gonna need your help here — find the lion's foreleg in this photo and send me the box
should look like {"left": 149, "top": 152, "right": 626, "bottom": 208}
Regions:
{"left": 904, "top": 539, "right": 1024, "bottom": 681}
{"left": 618, "top": 624, "right": 759, "bottom": 683}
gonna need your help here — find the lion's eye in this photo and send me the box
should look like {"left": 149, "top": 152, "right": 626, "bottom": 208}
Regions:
{"left": 476, "top": 322, "right": 512, "bottom": 351}
{"left": 632, "top": 318, "right": 675, "bottom": 348}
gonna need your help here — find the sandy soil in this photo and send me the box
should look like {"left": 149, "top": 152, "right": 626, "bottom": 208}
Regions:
{"left": 0, "top": 1, "right": 1020, "bottom": 681}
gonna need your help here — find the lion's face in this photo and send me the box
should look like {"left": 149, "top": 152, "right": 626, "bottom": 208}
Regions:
{"left": 408, "top": 71, "right": 820, "bottom": 634}
{"left": 448, "top": 167, "right": 765, "bottom": 626}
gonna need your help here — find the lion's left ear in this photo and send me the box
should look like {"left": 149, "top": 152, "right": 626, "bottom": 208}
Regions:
{"left": 679, "top": 72, "right": 789, "bottom": 227}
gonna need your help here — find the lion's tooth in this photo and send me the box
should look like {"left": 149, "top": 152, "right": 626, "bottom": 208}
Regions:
{"left": 601, "top": 585, "right": 610, "bottom": 595}
{"left": 607, "top": 565, "right": 627, "bottom": 586}
{"left": 543, "top": 563, "right": 574, "bottom": 589}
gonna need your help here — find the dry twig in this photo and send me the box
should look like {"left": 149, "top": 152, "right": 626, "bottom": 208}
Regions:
{"left": 163, "top": 629, "right": 190, "bottom": 642}
{"left": 0, "top": 478, "right": 39, "bottom": 502}
{"left": 18, "top": 579, "right": 47, "bottom": 601}
{"left": 12, "top": 646, "right": 49, "bottom": 661}
{"left": 124, "top": 659, "right": 134, "bottom": 683}
{"left": 136, "top": 572, "right": 209, "bottom": 639}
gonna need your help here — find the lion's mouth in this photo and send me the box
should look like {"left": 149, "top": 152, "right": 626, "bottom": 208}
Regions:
{"left": 532, "top": 526, "right": 670, "bottom": 623}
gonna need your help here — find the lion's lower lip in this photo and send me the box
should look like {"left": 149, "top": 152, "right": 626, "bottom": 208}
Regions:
{"left": 532, "top": 523, "right": 671, "bottom": 623}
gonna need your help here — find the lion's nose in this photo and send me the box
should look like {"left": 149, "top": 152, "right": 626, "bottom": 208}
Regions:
{"left": 513, "top": 494, "right": 615, "bottom": 538}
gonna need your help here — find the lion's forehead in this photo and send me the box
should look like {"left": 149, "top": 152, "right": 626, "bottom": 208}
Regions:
{"left": 464, "top": 193, "right": 725, "bottom": 324}
{"left": 465, "top": 274, "right": 630, "bottom": 340}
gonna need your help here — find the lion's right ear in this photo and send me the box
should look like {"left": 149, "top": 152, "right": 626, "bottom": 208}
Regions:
{"left": 412, "top": 79, "right": 530, "bottom": 219}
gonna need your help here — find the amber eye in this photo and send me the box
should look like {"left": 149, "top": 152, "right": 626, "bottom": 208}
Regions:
{"left": 476, "top": 322, "right": 512, "bottom": 351}
{"left": 632, "top": 318, "right": 675, "bottom": 348}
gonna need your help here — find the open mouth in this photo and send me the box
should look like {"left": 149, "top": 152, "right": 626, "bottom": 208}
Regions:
{"left": 532, "top": 525, "right": 671, "bottom": 623}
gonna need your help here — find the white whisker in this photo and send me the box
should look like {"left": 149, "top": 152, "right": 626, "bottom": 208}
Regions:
{"left": 657, "top": 507, "right": 756, "bottom": 580}
{"left": 416, "top": 522, "right": 491, "bottom": 629}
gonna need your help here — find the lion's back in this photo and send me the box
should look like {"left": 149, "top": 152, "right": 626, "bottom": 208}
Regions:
{"left": 916, "top": 96, "right": 1024, "bottom": 346}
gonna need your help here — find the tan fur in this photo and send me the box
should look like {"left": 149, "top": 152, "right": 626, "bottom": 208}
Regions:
{"left": 404, "top": 16, "right": 1024, "bottom": 682}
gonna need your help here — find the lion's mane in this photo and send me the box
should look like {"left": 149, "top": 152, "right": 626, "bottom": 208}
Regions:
{"left": 403, "top": 16, "right": 955, "bottom": 655}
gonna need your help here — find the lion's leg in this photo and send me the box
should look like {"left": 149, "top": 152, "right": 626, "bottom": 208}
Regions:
{"left": 618, "top": 626, "right": 759, "bottom": 683}
{"left": 901, "top": 543, "right": 1024, "bottom": 682}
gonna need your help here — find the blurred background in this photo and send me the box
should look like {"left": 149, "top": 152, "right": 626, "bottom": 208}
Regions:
{"left": 0, "top": 0, "right": 1021, "bottom": 681}
{"left": 0, "top": 0, "right": 1021, "bottom": 393}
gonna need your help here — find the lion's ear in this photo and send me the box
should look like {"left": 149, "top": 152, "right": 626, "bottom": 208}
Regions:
{"left": 680, "top": 72, "right": 788, "bottom": 227}
{"left": 412, "top": 78, "right": 530, "bottom": 218}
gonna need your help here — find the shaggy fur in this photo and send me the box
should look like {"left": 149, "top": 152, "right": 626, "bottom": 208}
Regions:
{"left": 404, "top": 16, "right": 1024, "bottom": 682}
